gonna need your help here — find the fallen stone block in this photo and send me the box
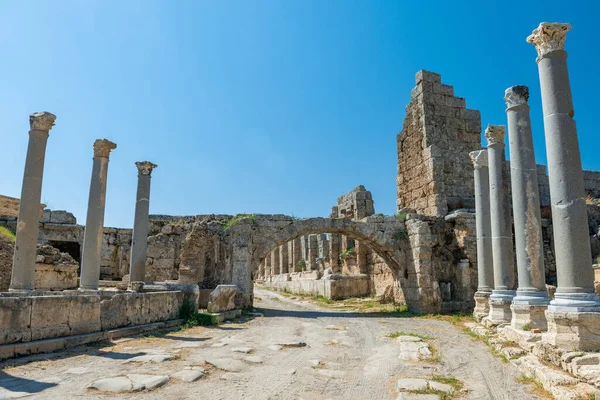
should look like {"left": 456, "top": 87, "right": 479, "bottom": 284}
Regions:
{"left": 207, "top": 285, "right": 237, "bottom": 313}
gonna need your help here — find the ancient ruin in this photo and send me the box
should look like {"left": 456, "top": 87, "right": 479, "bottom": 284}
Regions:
{"left": 3, "top": 19, "right": 600, "bottom": 400}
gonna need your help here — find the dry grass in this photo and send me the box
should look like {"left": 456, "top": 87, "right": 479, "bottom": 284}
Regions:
{"left": 516, "top": 374, "right": 554, "bottom": 399}
{"left": 0, "top": 226, "right": 16, "bottom": 242}
{"left": 586, "top": 194, "right": 600, "bottom": 206}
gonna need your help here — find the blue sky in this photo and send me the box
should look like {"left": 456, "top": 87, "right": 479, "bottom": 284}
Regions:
{"left": 1, "top": 1, "right": 598, "bottom": 228}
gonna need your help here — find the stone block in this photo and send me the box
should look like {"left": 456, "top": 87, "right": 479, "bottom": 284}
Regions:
{"left": 31, "top": 295, "right": 71, "bottom": 341}
{"left": 545, "top": 310, "right": 600, "bottom": 351}
{"left": 34, "top": 263, "right": 78, "bottom": 290}
{"left": 510, "top": 303, "right": 548, "bottom": 331}
{"left": 69, "top": 295, "right": 101, "bottom": 335}
{"left": 48, "top": 210, "right": 77, "bottom": 224}
{"left": 207, "top": 285, "right": 237, "bottom": 313}
{"left": 0, "top": 297, "right": 32, "bottom": 344}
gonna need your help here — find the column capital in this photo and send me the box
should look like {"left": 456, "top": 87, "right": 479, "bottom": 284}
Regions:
{"left": 485, "top": 124, "right": 506, "bottom": 146}
{"left": 527, "top": 22, "right": 571, "bottom": 59}
{"left": 29, "top": 111, "right": 56, "bottom": 131}
{"left": 505, "top": 85, "right": 529, "bottom": 108}
{"left": 469, "top": 149, "right": 488, "bottom": 169}
{"left": 93, "top": 139, "right": 117, "bottom": 158}
{"left": 135, "top": 161, "right": 158, "bottom": 175}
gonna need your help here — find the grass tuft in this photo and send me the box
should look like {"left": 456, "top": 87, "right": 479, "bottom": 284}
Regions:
{"left": 223, "top": 214, "right": 257, "bottom": 231}
{"left": 0, "top": 226, "right": 16, "bottom": 242}
{"left": 387, "top": 331, "right": 434, "bottom": 340}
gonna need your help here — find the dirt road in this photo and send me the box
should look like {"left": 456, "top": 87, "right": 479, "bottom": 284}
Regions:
{"left": 0, "top": 289, "right": 538, "bottom": 399}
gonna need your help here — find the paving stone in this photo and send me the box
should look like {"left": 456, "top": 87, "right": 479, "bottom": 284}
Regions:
{"left": 308, "top": 359, "right": 321, "bottom": 367}
{"left": 172, "top": 367, "right": 205, "bottom": 382}
{"left": 88, "top": 374, "right": 169, "bottom": 392}
{"left": 396, "top": 393, "right": 440, "bottom": 400}
{"left": 268, "top": 345, "right": 283, "bottom": 351}
{"left": 395, "top": 378, "right": 429, "bottom": 392}
{"left": 244, "top": 355, "right": 264, "bottom": 364}
{"left": 64, "top": 367, "right": 90, "bottom": 374}
{"left": 206, "top": 358, "right": 247, "bottom": 372}
{"left": 428, "top": 381, "right": 453, "bottom": 393}
{"left": 398, "top": 341, "right": 432, "bottom": 361}
{"left": 211, "top": 343, "right": 228, "bottom": 348}
{"left": 395, "top": 336, "right": 424, "bottom": 342}
{"left": 129, "top": 374, "right": 170, "bottom": 390}
{"left": 315, "top": 369, "right": 346, "bottom": 378}
{"left": 231, "top": 346, "right": 254, "bottom": 354}
{"left": 123, "top": 354, "right": 175, "bottom": 363}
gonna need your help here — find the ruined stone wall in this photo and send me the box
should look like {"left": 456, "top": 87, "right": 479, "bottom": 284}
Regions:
{"left": 396, "top": 70, "right": 481, "bottom": 216}
{"left": 583, "top": 170, "right": 600, "bottom": 199}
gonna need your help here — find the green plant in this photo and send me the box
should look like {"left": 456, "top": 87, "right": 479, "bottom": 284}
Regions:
{"left": 387, "top": 331, "right": 434, "bottom": 340}
{"left": 295, "top": 259, "right": 306, "bottom": 272}
{"left": 178, "top": 300, "right": 219, "bottom": 328}
{"left": 339, "top": 248, "right": 355, "bottom": 260}
{"left": 223, "top": 214, "right": 257, "bottom": 231}
{"left": 596, "top": 256, "right": 600, "bottom": 265}
{"left": 0, "top": 226, "right": 16, "bottom": 242}
{"left": 394, "top": 213, "right": 408, "bottom": 220}
{"left": 521, "top": 323, "right": 532, "bottom": 331}
{"left": 392, "top": 228, "right": 408, "bottom": 241}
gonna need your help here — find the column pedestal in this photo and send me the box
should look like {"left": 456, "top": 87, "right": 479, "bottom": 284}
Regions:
{"left": 473, "top": 291, "right": 491, "bottom": 322}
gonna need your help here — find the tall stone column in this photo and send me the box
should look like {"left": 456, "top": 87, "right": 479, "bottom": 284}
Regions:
{"left": 279, "top": 244, "right": 289, "bottom": 275}
{"left": 308, "top": 234, "right": 318, "bottom": 271}
{"left": 287, "top": 241, "right": 294, "bottom": 273}
{"left": 129, "top": 161, "right": 157, "bottom": 283}
{"left": 356, "top": 241, "right": 368, "bottom": 274}
{"left": 271, "top": 249, "right": 280, "bottom": 275}
{"left": 484, "top": 125, "right": 516, "bottom": 325}
{"left": 469, "top": 150, "right": 494, "bottom": 321}
{"left": 292, "top": 238, "right": 301, "bottom": 273}
{"left": 79, "top": 139, "right": 117, "bottom": 290}
{"left": 265, "top": 253, "right": 272, "bottom": 278}
{"left": 9, "top": 112, "right": 56, "bottom": 292}
{"left": 505, "top": 85, "right": 551, "bottom": 330}
{"left": 329, "top": 234, "right": 341, "bottom": 273}
{"left": 528, "top": 23, "right": 600, "bottom": 350}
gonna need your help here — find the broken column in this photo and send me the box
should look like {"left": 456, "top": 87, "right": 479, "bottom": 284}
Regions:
{"left": 79, "top": 139, "right": 117, "bottom": 290}
{"left": 484, "top": 125, "right": 516, "bottom": 325}
{"left": 329, "top": 234, "right": 341, "bottom": 273}
{"left": 129, "top": 161, "right": 157, "bottom": 283}
{"left": 469, "top": 149, "right": 494, "bottom": 321}
{"left": 528, "top": 22, "right": 600, "bottom": 349}
{"left": 9, "top": 112, "right": 56, "bottom": 292}
{"left": 505, "top": 85, "right": 550, "bottom": 330}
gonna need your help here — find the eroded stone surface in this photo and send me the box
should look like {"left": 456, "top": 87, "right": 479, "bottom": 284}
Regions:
{"left": 88, "top": 374, "right": 169, "bottom": 392}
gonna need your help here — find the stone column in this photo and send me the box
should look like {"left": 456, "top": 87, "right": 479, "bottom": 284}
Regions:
{"left": 279, "top": 244, "right": 289, "bottom": 275}
{"left": 257, "top": 259, "right": 265, "bottom": 280}
{"left": 308, "top": 234, "right": 318, "bottom": 271}
{"left": 271, "top": 249, "right": 280, "bottom": 275}
{"left": 79, "top": 139, "right": 117, "bottom": 290}
{"left": 329, "top": 234, "right": 341, "bottom": 273}
{"left": 9, "top": 112, "right": 56, "bottom": 292}
{"left": 528, "top": 23, "right": 600, "bottom": 349}
{"left": 265, "top": 252, "right": 272, "bottom": 278}
{"left": 129, "top": 161, "right": 157, "bottom": 283}
{"left": 484, "top": 125, "right": 516, "bottom": 325}
{"left": 469, "top": 149, "right": 494, "bottom": 321}
{"left": 356, "top": 241, "right": 368, "bottom": 274}
{"left": 505, "top": 85, "right": 551, "bottom": 330}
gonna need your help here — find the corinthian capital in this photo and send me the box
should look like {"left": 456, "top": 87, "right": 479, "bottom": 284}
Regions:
{"left": 527, "top": 22, "right": 571, "bottom": 58}
{"left": 505, "top": 85, "right": 529, "bottom": 108}
{"left": 29, "top": 112, "right": 56, "bottom": 131}
{"left": 485, "top": 124, "right": 506, "bottom": 146}
{"left": 469, "top": 150, "right": 488, "bottom": 169}
{"left": 135, "top": 161, "right": 158, "bottom": 175}
{"left": 93, "top": 139, "right": 117, "bottom": 158}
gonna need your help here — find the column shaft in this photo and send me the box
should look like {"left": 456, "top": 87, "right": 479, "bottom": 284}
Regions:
{"left": 80, "top": 139, "right": 116, "bottom": 290}
{"left": 280, "top": 244, "right": 289, "bottom": 275}
{"left": 129, "top": 162, "right": 157, "bottom": 283}
{"left": 10, "top": 112, "right": 55, "bottom": 291}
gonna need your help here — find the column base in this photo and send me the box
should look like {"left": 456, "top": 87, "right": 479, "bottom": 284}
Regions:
{"left": 473, "top": 291, "right": 491, "bottom": 322}
{"left": 548, "top": 292, "right": 600, "bottom": 312}
{"left": 510, "top": 303, "right": 548, "bottom": 331}
{"left": 78, "top": 286, "right": 99, "bottom": 292}
{"left": 484, "top": 290, "right": 515, "bottom": 326}
{"left": 544, "top": 309, "right": 600, "bottom": 351}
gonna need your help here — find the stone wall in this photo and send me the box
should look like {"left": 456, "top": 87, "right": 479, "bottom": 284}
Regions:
{"left": 396, "top": 70, "right": 481, "bottom": 216}
{"left": 0, "top": 287, "right": 196, "bottom": 347}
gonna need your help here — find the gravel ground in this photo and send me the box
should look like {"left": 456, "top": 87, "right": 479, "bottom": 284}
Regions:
{"left": 0, "top": 288, "right": 539, "bottom": 399}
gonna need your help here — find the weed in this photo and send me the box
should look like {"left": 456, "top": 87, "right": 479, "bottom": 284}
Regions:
{"left": 596, "top": 256, "right": 600, "bottom": 265}
{"left": 516, "top": 374, "right": 554, "bottom": 399}
{"left": 521, "top": 323, "right": 532, "bottom": 331}
{"left": 178, "top": 300, "right": 219, "bottom": 328}
{"left": 339, "top": 248, "right": 355, "bottom": 260}
{"left": 223, "top": 214, "right": 257, "bottom": 231}
{"left": 387, "top": 331, "right": 434, "bottom": 340}
{"left": 295, "top": 259, "right": 306, "bottom": 272}
{"left": 0, "top": 226, "right": 16, "bottom": 242}
{"left": 394, "top": 213, "right": 408, "bottom": 220}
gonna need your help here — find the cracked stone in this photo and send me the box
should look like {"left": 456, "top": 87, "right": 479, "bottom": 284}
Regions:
{"left": 206, "top": 358, "right": 247, "bottom": 372}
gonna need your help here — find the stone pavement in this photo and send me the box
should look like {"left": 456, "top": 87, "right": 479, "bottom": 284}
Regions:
{"left": 0, "top": 289, "right": 539, "bottom": 399}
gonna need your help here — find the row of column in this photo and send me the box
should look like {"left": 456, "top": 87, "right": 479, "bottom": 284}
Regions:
{"left": 472, "top": 23, "right": 600, "bottom": 346}
{"left": 9, "top": 116, "right": 158, "bottom": 292}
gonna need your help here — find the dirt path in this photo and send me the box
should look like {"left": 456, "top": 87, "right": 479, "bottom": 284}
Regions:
{"left": 0, "top": 289, "right": 538, "bottom": 399}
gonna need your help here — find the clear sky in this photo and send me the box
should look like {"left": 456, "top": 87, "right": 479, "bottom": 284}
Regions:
{"left": 2, "top": 1, "right": 598, "bottom": 228}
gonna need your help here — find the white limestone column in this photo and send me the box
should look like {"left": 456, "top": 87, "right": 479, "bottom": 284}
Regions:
{"left": 9, "top": 112, "right": 56, "bottom": 291}
{"left": 485, "top": 125, "right": 516, "bottom": 325}
{"left": 271, "top": 249, "right": 280, "bottom": 275}
{"left": 279, "top": 244, "right": 289, "bottom": 275}
{"left": 79, "top": 139, "right": 117, "bottom": 290}
{"left": 528, "top": 22, "right": 600, "bottom": 350}
{"left": 505, "top": 85, "right": 551, "bottom": 330}
{"left": 129, "top": 161, "right": 157, "bottom": 283}
{"left": 469, "top": 150, "right": 494, "bottom": 321}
